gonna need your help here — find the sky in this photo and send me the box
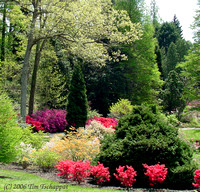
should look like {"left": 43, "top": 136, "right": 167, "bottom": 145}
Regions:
{"left": 145, "top": 0, "right": 198, "bottom": 42}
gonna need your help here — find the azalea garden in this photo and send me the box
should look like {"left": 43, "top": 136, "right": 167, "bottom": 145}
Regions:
{"left": 0, "top": 0, "right": 200, "bottom": 191}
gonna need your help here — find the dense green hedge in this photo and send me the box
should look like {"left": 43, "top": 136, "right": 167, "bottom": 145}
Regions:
{"left": 0, "top": 91, "right": 22, "bottom": 163}
{"left": 95, "top": 104, "right": 197, "bottom": 189}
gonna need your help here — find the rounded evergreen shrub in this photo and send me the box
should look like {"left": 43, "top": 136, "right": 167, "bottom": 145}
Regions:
{"left": 96, "top": 104, "right": 197, "bottom": 189}
{"left": 0, "top": 92, "right": 23, "bottom": 163}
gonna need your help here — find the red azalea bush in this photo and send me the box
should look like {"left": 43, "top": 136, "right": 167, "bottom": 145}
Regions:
{"left": 90, "top": 162, "right": 110, "bottom": 185}
{"left": 193, "top": 169, "right": 200, "bottom": 188}
{"left": 55, "top": 160, "right": 91, "bottom": 184}
{"left": 55, "top": 159, "right": 75, "bottom": 180}
{"left": 114, "top": 165, "right": 137, "bottom": 188}
{"left": 32, "top": 109, "right": 67, "bottom": 133}
{"left": 87, "top": 116, "right": 118, "bottom": 129}
{"left": 143, "top": 163, "right": 168, "bottom": 186}
{"left": 26, "top": 115, "right": 44, "bottom": 131}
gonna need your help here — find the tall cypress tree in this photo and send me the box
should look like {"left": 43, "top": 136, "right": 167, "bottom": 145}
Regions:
{"left": 66, "top": 63, "right": 88, "bottom": 128}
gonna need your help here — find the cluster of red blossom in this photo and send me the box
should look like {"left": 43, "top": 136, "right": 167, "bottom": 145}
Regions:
{"left": 193, "top": 169, "right": 200, "bottom": 188}
{"left": 87, "top": 116, "right": 118, "bottom": 129}
{"left": 55, "top": 160, "right": 110, "bottom": 185}
{"left": 26, "top": 115, "right": 44, "bottom": 131}
{"left": 55, "top": 160, "right": 169, "bottom": 188}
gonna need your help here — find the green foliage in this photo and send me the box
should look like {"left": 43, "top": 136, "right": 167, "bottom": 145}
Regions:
{"left": 37, "top": 42, "right": 68, "bottom": 109}
{"left": 163, "top": 42, "right": 179, "bottom": 78}
{"left": 96, "top": 104, "right": 197, "bottom": 189}
{"left": 20, "top": 125, "right": 46, "bottom": 150}
{"left": 166, "top": 114, "right": 179, "bottom": 127}
{"left": 109, "top": 98, "right": 133, "bottom": 119}
{"left": 32, "top": 149, "right": 61, "bottom": 172}
{"left": 87, "top": 109, "right": 102, "bottom": 120}
{"left": 0, "top": 91, "right": 23, "bottom": 163}
{"left": 122, "top": 20, "right": 163, "bottom": 104}
{"left": 169, "top": 162, "right": 197, "bottom": 189}
{"left": 161, "top": 70, "right": 186, "bottom": 115}
{"left": 66, "top": 64, "right": 88, "bottom": 128}
{"left": 156, "top": 22, "right": 180, "bottom": 52}
{"left": 178, "top": 44, "right": 200, "bottom": 101}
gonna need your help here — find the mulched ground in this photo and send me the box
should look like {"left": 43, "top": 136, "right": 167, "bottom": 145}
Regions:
{"left": 0, "top": 163, "right": 196, "bottom": 192}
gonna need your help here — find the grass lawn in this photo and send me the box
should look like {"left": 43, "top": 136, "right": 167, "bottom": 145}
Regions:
{"left": 0, "top": 169, "right": 124, "bottom": 192}
{"left": 179, "top": 128, "right": 200, "bottom": 167}
{"left": 179, "top": 129, "right": 200, "bottom": 141}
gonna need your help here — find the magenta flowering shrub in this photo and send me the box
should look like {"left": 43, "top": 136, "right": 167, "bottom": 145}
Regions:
{"left": 90, "top": 162, "right": 110, "bottom": 185}
{"left": 114, "top": 165, "right": 137, "bottom": 188}
{"left": 143, "top": 163, "right": 168, "bottom": 186}
{"left": 87, "top": 116, "right": 118, "bottom": 129}
{"left": 32, "top": 109, "right": 67, "bottom": 133}
{"left": 193, "top": 169, "right": 200, "bottom": 188}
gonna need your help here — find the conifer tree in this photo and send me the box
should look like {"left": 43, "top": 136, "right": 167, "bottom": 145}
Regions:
{"left": 161, "top": 70, "right": 185, "bottom": 115}
{"left": 66, "top": 63, "right": 88, "bottom": 128}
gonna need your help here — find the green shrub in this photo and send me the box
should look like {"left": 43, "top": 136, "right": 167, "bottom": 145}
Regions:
{"left": 32, "top": 149, "right": 61, "bottom": 172}
{"left": 0, "top": 92, "right": 23, "bottom": 163}
{"left": 20, "top": 125, "right": 46, "bottom": 150}
{"left": 87, "top": 109, "right": 102, "bottom": 120}
{"left": 96, "top": 104, "right": 197, "bottom": 189}
{"left": 168, "top": 162, "right": 197, "bottom": 189}
{"left": 109, "top": 98, "right": 133, "bottom": 119}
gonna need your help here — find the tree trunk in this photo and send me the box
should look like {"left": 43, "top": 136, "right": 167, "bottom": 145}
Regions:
{"left": 21, "top": 38, "right": 34, "bottom": 122}
{"left": 28, "top": 40, "right": 45, "bottom": 116}
{"left": 1, "top": 2, "right": 6, "bottom": 62}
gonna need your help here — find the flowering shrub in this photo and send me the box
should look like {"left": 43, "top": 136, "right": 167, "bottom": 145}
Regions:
{"left": 55, "top": 160, "right": 91, "bottom": 184}
{"left": 85, "top": 120, "right": 115, "bottom": 139}
{"left": 114, "top": 165, "right": 137, "bottom": 189}
{"left": 49, "top": 127, "right": 100, "bottom": 161}
{"left": 32, "top": 109, "right": 67, "bottom": 133}
{"left": 55, "top": 159, "right": 75, "bottom": 180}
{"left": 87, "top": 116, "right": 118, "bottom": 129}
{"left": 90, "top": 162, "right": 110, "bottom": 185}
{"left": 26, "top": 115, "right": 44, "bottom": 131}
{"left": 16, "top": 142, "right": 36, "bottom": 169}
{"left": 193, "top": 169, "right": 200, "bottom": 188}
{"left": 143, "top": 163, "right": 168, "bottom": 186}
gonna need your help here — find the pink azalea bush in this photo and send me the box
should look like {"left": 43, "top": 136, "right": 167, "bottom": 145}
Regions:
{"left": 143, "top": 163, "right": 168, "bottom": 186}
{"left": 32, "top": 109, "right": 67, "bottom": 133}
{"left": 114, "top": 165, "right": 137, "bottom": 188}
{"left": 55, "top": 160, "right": 91, "bottom": 184}
{"left": 87, "top": 116, "right": 118, "bottom": 129}
{"left": 193, "top": 169, "right": 200, "bottom": 188}
{"left": 26, "top": 115, "right": 44, "bottom": 131}
{"left": 90, "top": 162, "right": 110, "bottom": 185}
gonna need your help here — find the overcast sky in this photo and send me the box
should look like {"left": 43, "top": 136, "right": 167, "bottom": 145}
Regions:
{"left": 145, "top": 0, "right": 198, "bottom": 42}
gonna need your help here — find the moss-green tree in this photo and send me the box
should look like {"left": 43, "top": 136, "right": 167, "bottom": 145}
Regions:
{"left": 0, "top": 91, "right": 23, "bottom": 163}
{"left": 66, "top": 63, "right": 88, "bottom": 128}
